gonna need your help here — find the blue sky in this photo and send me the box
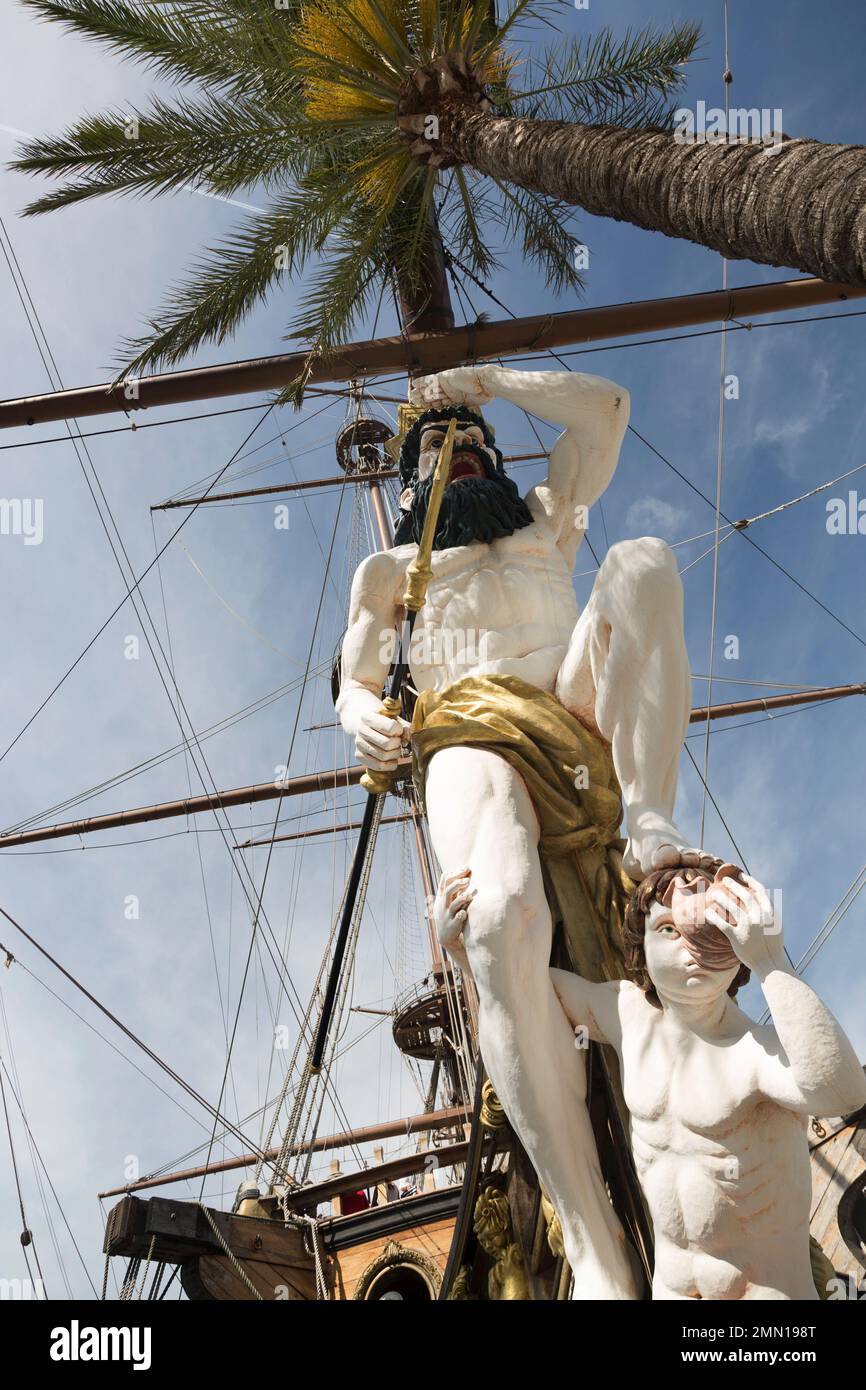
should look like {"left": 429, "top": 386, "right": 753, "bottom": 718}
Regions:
{"left": 0, "top": 0, "right": 864, "bottom": 1298}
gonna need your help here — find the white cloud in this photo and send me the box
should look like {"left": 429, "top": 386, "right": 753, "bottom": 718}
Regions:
{"left": 625, "top": 495, "right": 690, "bottom": 538}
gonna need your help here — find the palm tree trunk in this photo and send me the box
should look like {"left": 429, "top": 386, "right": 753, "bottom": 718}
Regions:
{"left": 436, "top": 108, "right": 866, "bottom": 287}
{"left": 394, "top": 203, "right": 455, "bottom": 338}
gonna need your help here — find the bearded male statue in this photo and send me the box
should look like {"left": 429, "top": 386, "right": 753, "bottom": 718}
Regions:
{"left": 336, "top": 364, "right": 703, "bottom": 1298}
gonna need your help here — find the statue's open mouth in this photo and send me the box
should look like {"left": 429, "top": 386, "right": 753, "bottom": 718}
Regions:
{"left": 447, "top": 451, "right": 485, "bottom": 483}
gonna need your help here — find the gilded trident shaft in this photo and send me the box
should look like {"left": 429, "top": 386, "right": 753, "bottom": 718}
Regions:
{"left": 403, "top": 416, "right": 457, "bottom": 612}
{"left": 312, "top": 419, "right": 457, "bottom": 1071}
{"left": 360, "top": 417, "right": 457, "bottom": 794}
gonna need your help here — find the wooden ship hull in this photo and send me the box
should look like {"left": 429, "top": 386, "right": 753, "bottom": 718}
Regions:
{"left": 105, "top": 1188, "right": 461, "bottom": 1301}
{"left": 102, "top": 1126, "right": 581, "bottom": 1301}
{"left": 808, "top": 1097, "right": 866, "bottom": 1289}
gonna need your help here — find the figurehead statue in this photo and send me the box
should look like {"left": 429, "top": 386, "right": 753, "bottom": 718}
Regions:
{"left": 339, "top": 362, "right": 703, "bottom": 1298}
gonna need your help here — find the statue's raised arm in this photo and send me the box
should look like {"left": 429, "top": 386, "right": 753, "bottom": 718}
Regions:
{"left": 413, "top": 364, "right": 630, "bottom": 565}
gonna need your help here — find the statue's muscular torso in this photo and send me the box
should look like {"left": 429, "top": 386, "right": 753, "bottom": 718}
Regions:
{"left": 366, "top": 517, "right": 580, "bottom": 695}
{"left": 615, "top": 984, "right": 816, "bottom": 1301}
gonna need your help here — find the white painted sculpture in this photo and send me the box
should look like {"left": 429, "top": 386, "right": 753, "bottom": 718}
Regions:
{"left": 531, "top": 864, "right": 864, "bottom": 1300}
{"left": 337, "top": 364, "right": 705, "bottom": 1298}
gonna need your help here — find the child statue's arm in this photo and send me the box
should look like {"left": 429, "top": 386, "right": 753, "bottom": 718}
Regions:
{"left": 706, "top": 876, "right": 866, "bottom": 1117}
{"left": 550, "top": 967, "right": 628, "bottom": 1048}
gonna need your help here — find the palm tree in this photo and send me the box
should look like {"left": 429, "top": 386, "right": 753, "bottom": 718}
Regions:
{"left": 15, "top": 1, "right": 862, "bottom": 387}
{"left": 10, "top": 0, "right": 703, "bottom": 383}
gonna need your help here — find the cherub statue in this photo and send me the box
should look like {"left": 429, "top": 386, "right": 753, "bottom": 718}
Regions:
{"left": 541, "top": 862, "right": 861, "bottom": 1299}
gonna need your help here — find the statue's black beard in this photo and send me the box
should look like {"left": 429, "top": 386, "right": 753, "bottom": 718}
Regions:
{"left": 393, "top": 448, "right": 535, "bottom": 549}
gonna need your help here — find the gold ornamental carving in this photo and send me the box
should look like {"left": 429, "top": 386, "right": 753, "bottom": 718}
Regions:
{"left": 353, "top": 1239, "right": 441, "bottom": 1300}
{"left": 480, "top": 1078, "right": 507, "bottom": 1130}
{"left": 473, "top": 1185, "right": 531, "bottom": 1300}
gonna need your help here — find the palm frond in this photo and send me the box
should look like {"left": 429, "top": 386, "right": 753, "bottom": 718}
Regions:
{"left": 12, "top": 91, "right": 311, "bottom": 212}
{"left": 447, "top": 166, "right": 498, "bottom": 281}
{"left": 115, "top": 176, "right": 351, "bottom": 376}
{"left": 13, "top": 0, "right": 703, "bottom": 375}
{"left": 477, "top": 0, "right": 563, "bottom": 55}
{"left": 492, "top": 178, "right": 583, "bottom": 295}
{"left": 273, "top": 176, "right": 434, "bottom": 399}
{"left": 511, "top": 22, "right": 700, "bottom": 126}
{"left": 19, "top": 0, "right": 292, "bottom": 97}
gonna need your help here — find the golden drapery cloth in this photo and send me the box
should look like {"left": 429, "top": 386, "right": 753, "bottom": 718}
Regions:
{"left": 410, "top": 673, "right": 635, "bottom": 982}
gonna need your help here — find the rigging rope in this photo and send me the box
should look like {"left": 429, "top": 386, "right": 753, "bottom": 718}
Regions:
{"left": 758, "top": 862, "right": 866, "bottom": 1025}
{"left": 196, "top": 1202, "right": 263, "bottom": 1299}
{"left": 150, "top": 516, "right": 242, "bottom": 1128}
{"left": 0, "top": 219, "right": 293, "bottom": 961}
{"left": 699, "top": 0, "right": 731, "bottom": 851}
{"left": 628, "top": 423, "right": 866, "bottom": 651}
{"left": 0, "top": 1052, "right": 44, "bottom": 1293}
{"left": 200, "top": 385, "right": 357, "bottom": 1197}
{"left": 0, "top": 904, "right": 272, "bottom": 1161}
{"left": 0, "top": 662, "right": 332, "bottom": 838}
{"left": 0, "top": 1059, "right": 90, "bottom": 1296}
{"left": 263, "top": 392, "right": 387, "bottom": 1182}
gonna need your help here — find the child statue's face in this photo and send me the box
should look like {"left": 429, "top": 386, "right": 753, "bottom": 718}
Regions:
{"left": 643, "top": 879, "right": 741, "bottom": 1006}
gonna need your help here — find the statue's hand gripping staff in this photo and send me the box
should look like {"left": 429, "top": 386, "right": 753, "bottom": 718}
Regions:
{"left": 360, "top": 417, "right": 457, "bottom": 793}
{"left": 312, "top": 420, "right": 456, "bottom": 1071}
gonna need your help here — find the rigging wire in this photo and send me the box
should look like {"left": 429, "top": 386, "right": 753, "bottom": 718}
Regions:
{"left": 251, "top": 465, "right": 365, "bottom": 1085}
{"left": 0, "top": 987, "right": 71, "bottom": 1296}
{"left": 0, "top": 660, "right": 333, "bottom": 837}
{"left": 690, "top": 674, "right": 830, "bottom": 689}
{"left": 0, "top": 1055, "right": 96, "bottom": 1297}
{"left": 0, "top": 903, "right": 273, "bottom": 1161}
{"left": 699, "top": 398, "right": 727, "bottom": 835}
{"left": 294, "top": 796, "right": 386, "bottom": 1186}
{"left": 1, "top": 223, "right": 328, "bottom": 1030}
{"left": 0, "top": 1043, "right": 45, "bottom": 1293}
{"left": 158, "top": 402, "right": 341, "bottom": 503}
{"left": 178, "top": 540, "right": 301, "bottom": 660}
{"left": 758, "top": 863, "right": 866, "bottom": 1025}
{"left": 0, "top": 228, "right": 359, "bottom": 1148}
{"left": 0, "top": 396, "right": 277, "bottom": 768}
{"left": 197, "top": 405, "right": 354, "bottom": 1195}
{"left": 254, "top": 389, "right": 386, "bottom": 1182}
{"left": 88, "top": 1011, "right": 388, "bottom": 1200}
{"left": 699, "top": 1, "right": 731, "bottom": 848}
{"left": 149, "top": 514, "right": 242, "bottom": 1124}
{"left": 0, "top": 367, "right": 336, "bottom": 772}
{"left": 628, "top": 423, "right": 866, "bottom": 651}
{"left": 682, "top": 745, "right": 748, "bottom": 872}
{"left": 0, "top": 218, "right": 256, "bottom": 827}
{"left": 7, "top": 947, "right": 234, "bottom": 1134}
{"left": 792, "top": 866, "right": 866, "bottom": 979}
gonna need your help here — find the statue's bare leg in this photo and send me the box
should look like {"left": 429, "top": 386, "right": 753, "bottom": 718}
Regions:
{"left": 424, "top": 745, "right": 639, "bottom": 1299}
{"left": 556, "top": 536, "right": 695, "bottom": 878}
